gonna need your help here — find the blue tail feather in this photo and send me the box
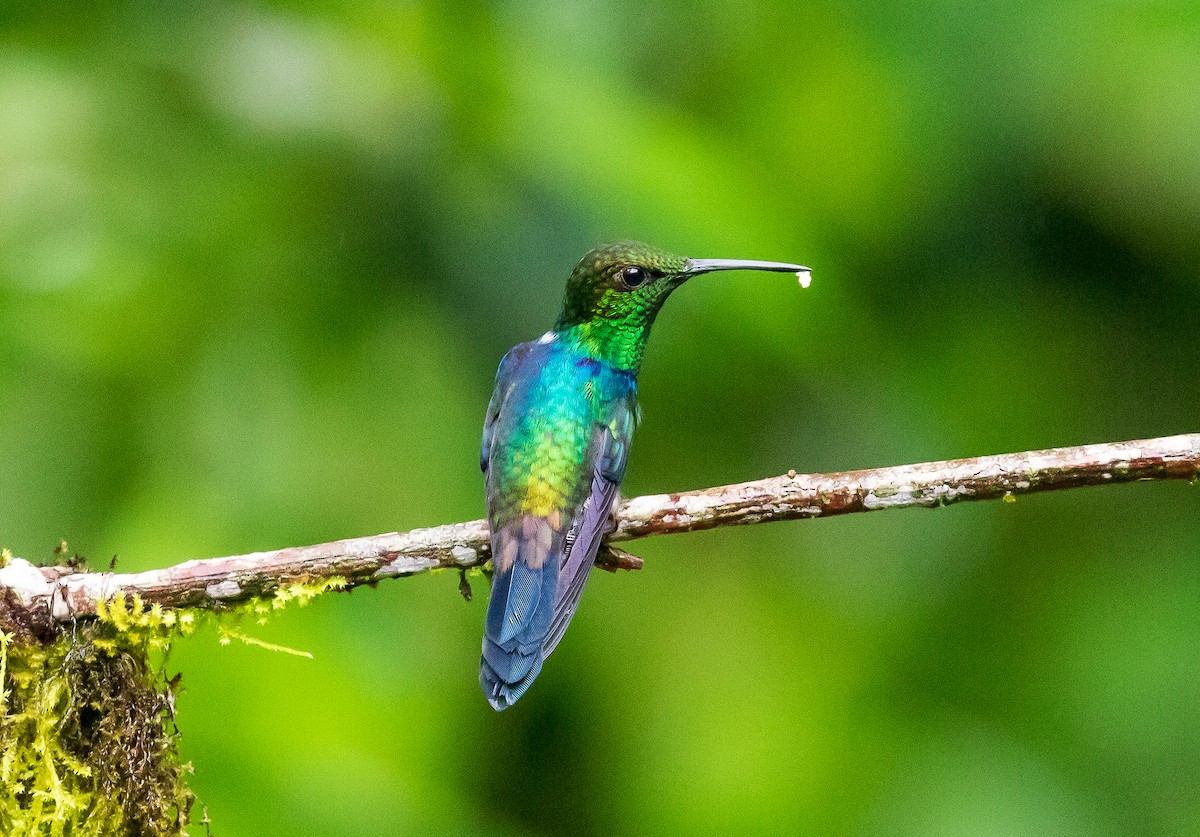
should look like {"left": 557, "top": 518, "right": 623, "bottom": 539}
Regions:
{"left": 479, "top": 521, "right": 561, "bottom": 710}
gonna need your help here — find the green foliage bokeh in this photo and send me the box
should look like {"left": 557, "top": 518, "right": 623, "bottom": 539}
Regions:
{"left": 2, "top": 1, "right": 1199, "bottom": 834}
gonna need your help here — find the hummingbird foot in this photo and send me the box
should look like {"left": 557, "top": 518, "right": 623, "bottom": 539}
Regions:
{"left": 595, "top": 545, "right": 643, "bottom": 572}
{"left": 593, "top": 490, "right": 640, "bottom": 570}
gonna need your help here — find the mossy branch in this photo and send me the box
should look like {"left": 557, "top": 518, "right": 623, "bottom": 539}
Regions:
{"left": 0, "top": 433, "right": 1196, "bottom": 629}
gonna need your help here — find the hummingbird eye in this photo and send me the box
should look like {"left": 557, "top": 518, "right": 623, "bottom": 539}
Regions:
{"left": 619, "top": 266, "right": 648, "bottom": 288}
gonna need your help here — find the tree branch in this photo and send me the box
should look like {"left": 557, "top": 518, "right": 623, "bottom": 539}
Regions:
{"left": 1, "top": 433, "right": 1195, "bottom": 628}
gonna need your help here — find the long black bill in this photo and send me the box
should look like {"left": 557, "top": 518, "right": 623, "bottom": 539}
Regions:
{"left": 683, "top": 258, "right": 811, "bottom": 277}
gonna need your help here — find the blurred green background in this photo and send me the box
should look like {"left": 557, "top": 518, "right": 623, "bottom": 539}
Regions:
{"left": 2, "top": 1, "right": 1199, "bottom": 834}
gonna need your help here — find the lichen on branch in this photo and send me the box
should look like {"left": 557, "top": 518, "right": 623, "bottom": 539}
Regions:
{"left": 3, "top": 433, "right": 1196, "bottom": 628}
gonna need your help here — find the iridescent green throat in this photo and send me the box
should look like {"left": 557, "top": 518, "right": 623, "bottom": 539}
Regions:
{"left": 553, "top": 313, "right": 660, "bottom": 372}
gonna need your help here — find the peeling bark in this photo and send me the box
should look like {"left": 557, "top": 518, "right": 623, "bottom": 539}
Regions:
{"left": 0, "top": 433, "right": 1195, "bottom": 628}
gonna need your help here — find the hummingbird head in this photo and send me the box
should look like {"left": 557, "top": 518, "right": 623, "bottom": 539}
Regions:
{"left": 557, "top": 241, "right": 689, "bottom": 331}
{"left": 553, "top": 241, "right": 809, "bottom": 371}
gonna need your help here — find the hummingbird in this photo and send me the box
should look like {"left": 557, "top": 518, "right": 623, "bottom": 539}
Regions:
{"left": 480, "top": 241, "right": 810, "bottom": 710}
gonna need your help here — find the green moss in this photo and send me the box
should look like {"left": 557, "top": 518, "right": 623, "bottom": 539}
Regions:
{"left": 94, "top": 591, "right": 198, "bottom": 656}
{"left": 0, "top": 622, "right": 195, "bottom": 836}
{"left": 0, "top": 566, "right": 349, "bottom": 834}
{"left": 213, "top": 577, "right": 346, "bottom": 658}
{"left": 224, "top": 576, "right": 347, "bottom": 628}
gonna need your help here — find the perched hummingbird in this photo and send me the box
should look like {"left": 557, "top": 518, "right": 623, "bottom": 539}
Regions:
{"left": 480, "top": 241, "right": 810, "bottom": 710}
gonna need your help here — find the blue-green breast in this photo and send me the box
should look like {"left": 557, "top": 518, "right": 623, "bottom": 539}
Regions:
{"left": 485, "top": 338, "right": 636, "bottom": 528}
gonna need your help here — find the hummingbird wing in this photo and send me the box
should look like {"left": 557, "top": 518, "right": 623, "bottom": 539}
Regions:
{"left": 542, "top": 394, "right": 637, "bottom": 657}
{"left": 480, "top": 343, "right": 531, "bottom": 474}
{"left": 479, "top": 342, "right": 564, "bottom": 708}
